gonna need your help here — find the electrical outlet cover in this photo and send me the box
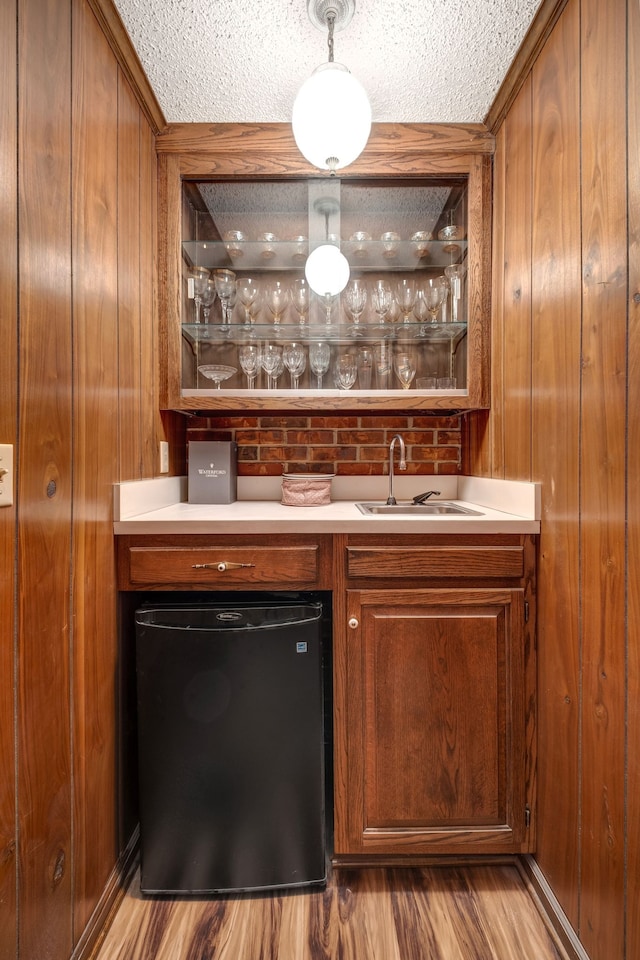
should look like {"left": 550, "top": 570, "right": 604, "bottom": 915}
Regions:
{"left": 0, "top": 444, "right": 14, "bottom": 507}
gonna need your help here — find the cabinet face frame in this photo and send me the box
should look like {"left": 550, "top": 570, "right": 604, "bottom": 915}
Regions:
{"left": 334, "top": 586, "right": 532, "bottom": 856}
{"left": 157, "top": 123, "right": 492, "bottom": 413}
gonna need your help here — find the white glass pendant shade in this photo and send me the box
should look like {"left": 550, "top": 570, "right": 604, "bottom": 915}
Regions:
{"left": 304, "top": 243, "right": 350, "bottom": 296}
{"left": 292, "top": 62, "right": 371, "bottom": 171}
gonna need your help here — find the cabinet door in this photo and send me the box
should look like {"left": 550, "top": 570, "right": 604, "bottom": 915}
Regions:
{"left": 334, "top": 588, "right": 533, "bottom": 856}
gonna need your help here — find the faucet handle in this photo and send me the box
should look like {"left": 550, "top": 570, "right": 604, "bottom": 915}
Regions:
{"left": 412, "top": 489, "right": 441, "bottom": 504}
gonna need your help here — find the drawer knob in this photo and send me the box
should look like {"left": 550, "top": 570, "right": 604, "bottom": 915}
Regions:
{"left": 191, "top": 561, "right": 255, "bottom": 572}
{"left": 348, "top": 617, "right": 359, "bottom": 630}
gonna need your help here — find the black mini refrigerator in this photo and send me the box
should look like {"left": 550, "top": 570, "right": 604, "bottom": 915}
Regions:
{"left": 134, "top": 600, "right": 326, "bottom": 895}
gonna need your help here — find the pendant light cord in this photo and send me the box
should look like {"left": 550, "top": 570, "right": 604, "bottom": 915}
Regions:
{"left": 326, "top": 12, "right": 335, "bottom": 62}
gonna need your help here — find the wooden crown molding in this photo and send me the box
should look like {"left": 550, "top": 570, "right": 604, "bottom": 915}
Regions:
{"left": 87, "top": 0, "right": 167, "bottom": 135}
{"left": 484, "top": 0, "right": 570, "bottom": 133}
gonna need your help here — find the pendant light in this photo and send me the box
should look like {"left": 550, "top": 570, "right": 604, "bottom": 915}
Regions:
{"left": 292, "top": 0, "right": 371, "bottom": 174}
{"left": 304, "top": 195, "right": 350, "bottom": 297}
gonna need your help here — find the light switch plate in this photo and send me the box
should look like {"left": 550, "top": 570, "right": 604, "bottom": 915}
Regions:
{"left": 0, "top": 444, "right": 14, "bottom": 507}
{"left": 159, "top": 441, "right": 169, "bottom": 474}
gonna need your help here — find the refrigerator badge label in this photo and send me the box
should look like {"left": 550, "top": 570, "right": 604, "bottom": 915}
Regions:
{"left": 296, "top": 641, "right": 308, "bottom": 654}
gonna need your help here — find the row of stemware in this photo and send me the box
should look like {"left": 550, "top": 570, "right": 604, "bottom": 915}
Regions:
{"left": 190, "top": 269, "right": 466, "bottom": 330}
{"left": 198, "top": 342, "right": 456, "bottom": 391}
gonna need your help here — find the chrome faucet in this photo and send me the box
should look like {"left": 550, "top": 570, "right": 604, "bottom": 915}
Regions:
{"left": 386, "top": 434, "right": 407, "bottom": 504}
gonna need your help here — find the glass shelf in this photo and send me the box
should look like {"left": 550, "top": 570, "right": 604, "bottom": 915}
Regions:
{"left": 182, "top": 320, "right": 467, "bottom": 346}
{"left": 182, "top": 239, "right": 468, "bottom": 274}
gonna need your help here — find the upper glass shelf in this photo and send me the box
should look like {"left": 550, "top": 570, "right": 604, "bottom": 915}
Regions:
{"left": 181, "top": 320, "right": 468, "bottom": 346}
{"left": 182, "top": 239, "right": 468, "bottom": 274}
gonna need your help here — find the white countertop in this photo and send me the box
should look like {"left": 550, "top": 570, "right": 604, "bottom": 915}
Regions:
{"left": 113, "top": 475, "right": 540, "bottom": 535}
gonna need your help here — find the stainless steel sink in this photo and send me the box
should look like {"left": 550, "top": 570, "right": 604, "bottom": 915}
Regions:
{"left": 356, "top": 501, "right": 484, "bottom": 516}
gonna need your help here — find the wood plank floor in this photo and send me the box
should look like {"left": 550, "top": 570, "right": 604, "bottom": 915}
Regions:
{"left": 94, "top": 863, "right": 567, "bottom": 960}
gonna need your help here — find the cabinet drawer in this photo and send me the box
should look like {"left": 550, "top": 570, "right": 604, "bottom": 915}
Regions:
{"left": 125, "top": 544, "right": 322, "bottom": 588}
{"left": 346, "top": 544, "right": 525, "bottom": 580}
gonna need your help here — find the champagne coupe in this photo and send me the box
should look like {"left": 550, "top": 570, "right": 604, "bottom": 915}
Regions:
{"left": 381, "top": 231, "right": 401, "bottom": 260}
{"left": 223, "top": 230, "right": 246, "bottom": 261}
{"left": 260, "top": 344, "right": 283, "bottom": 389}
{"left": 393, "top": 352, "right": 417, "bottom": 390}
{"left": 238, "top": 344, "right": 260, "bottom": 389}
{"left": 396, "top": 278, "right": 417, "bottom": 323}
{"left": 214, "top": 269, "right": 236, "bottom": 331}
{"left": 344, "top": 278, "right": 368, "bottom": 335}
{"left": 290, "top": 278, "right": 310, "bottom": 330}
{"left": 371, "top": 280, "right": 392, "bottom": 328}
{"left": 191, "top": 266, "right": 210, "bottom": 324}
{"left": 334, "top": 354, "right": 358, "bottom": 390}
{"left": 422, "top": 275, "right": 448, "bottom": 325}
{"left": 283, "top": 343, "right": 307, "bottom": 389}
{"left": 265, "top": 280, "right": 288, "bottom": 328}
{"left": 237, "top": 277, "right": 260, "bottom": 327}
{"left": 308, "top": 341, "right": 331, "bottom": 388}
{"left": 197, "top": 364, "right": 237, "bottom": 389}
{"left": 411, "top": 230, "right": 431, "bottom": 258}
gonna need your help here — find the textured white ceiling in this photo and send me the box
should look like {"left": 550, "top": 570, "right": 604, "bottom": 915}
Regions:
{"left": 112, "top": 0, "right": 544, "bottom": 125}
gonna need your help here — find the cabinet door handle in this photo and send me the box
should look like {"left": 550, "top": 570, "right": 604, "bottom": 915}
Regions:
{"left": 348, "top": 617, "right": 359, "bottom": 629}
{"left": 191, "top": 561, "right": 256, "bottom": 572}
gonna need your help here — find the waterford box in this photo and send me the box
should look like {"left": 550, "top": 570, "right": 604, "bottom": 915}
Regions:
{"left": 188, "top": 441, "right": 237, "bottom": 504}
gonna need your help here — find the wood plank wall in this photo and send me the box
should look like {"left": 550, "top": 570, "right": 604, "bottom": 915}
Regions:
{"left": 466, "top": 0, "right": 638, "bottom": 957}
{"left": 0, "top": 0, "right": 169, "bottom": 957}
{"left": 0, "top": 0, "right": 18, "bottom": 956}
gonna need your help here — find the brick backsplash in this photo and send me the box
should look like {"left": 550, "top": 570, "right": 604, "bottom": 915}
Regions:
{"left": 186, "top": 415, "right": 462, "bottom": 476}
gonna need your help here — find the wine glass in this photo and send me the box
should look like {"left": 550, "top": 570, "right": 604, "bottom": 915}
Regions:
{"left": 290, "top": 278, "right": 310, "bottom": 329}
{"left": 237, "top": 277, "right": 260, "bottom": 327}
{"left": 283, "top": 343, "right": 307, "bottom": 389}
{"left": 393, "top": 352, "right": 416, "bottom": 390}
{"left": 375, "top": 342, "right": 392, "bottom": 389}
{"left": 344, "top": 278, "right": 367, "bottom": 334}
{"left": 200, "top": 279, "right": 216, "bottom": 324}
{"left": 308, "top": 341, "right": 331, "bottom": 388}
{"left": 396, "top": 278, "right": 417, "bottom": 323}
{"left": 371, "top": 280, "right": 392, "bottom": 328}
{"left": 197, "top": 364, "right": 237, "bottom": 389}
{"left": 191, "top": 266, "right": 210, "bottom": 324}
{"left": 270, "top": 353, "right": 285, "bottom": 389}
{"left": 321, "top": 292, "right": 338, "bottom": 329}
{"left": 238, "top": 344, "right": 260, "bottom": 389}
{"left": 265, "top": 280, "right": 288, "bottom": 327}
{"left": 214, "top": 269, "right": 236, "bottom": 331}
{"left": 334, "top": 354, "right": 358, "bottom": 390}
{"left": 387, "top": 295, "right": 402, "bottom": 325}
{"left": 412, "top": 289, "right": 430, "bottom": 324}
{"left": 260, "top": 344, "right": 283, "bottom": 389}
{"left": 357, "top": 347, "right": 374, "bottom": 390}
{"left": 422, "top": 275, "right": 448, "bottom": 325}
{"left": 444, "top": 264, "right": 465, "bottom": 323}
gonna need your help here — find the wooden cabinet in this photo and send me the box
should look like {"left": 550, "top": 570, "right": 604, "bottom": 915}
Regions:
{"left": 117, "top": 529, "right": 536, "bottom": 862}
{"left": 333, "top": 533, "right": 536, "bottom": 859}
{"left": 156, "top": 123, "right": 492, "bottom": 413}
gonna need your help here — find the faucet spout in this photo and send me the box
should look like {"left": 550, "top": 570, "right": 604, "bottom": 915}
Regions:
{"left": 386, "top": 434, "right": 407, "bottom": 505}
